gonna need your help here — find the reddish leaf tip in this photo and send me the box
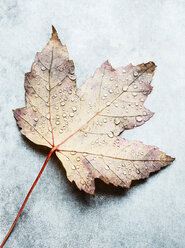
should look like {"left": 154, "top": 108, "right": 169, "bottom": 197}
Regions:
{"left": 101, "top": 60, "right": 115, "bottom": 71}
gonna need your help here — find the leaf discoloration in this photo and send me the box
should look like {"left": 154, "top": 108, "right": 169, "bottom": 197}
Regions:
{"left": 14, "top": 27, "right": 175, "bottom": 195}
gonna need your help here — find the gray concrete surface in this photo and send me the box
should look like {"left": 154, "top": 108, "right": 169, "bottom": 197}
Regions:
{"left": 0, "top": 0, "right": 185, "bottom": 247}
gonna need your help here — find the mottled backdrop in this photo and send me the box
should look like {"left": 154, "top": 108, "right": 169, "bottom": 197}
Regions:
{"left": 0, "top": 0, "right": 184, "bottom": 247}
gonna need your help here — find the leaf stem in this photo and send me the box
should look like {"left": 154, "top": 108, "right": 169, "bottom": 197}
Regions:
{"left": 0, "top": 147, "right": 56, "bottom": 248}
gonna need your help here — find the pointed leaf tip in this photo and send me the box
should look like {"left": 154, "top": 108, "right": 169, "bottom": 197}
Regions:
{"left": 101, "top": 60, "right": 115, "bottom": 71}
{"left": 51, "top": 25, "right": 59, "bottom": 40}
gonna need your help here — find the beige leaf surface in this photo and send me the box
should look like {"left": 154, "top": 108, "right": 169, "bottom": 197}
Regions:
{"left": 14, "top": 27, "right": 174, "bottom": 194}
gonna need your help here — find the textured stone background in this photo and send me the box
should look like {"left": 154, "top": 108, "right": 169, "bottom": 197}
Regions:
{"left": 0, "top": 0, "right": 185, "bottom": 247}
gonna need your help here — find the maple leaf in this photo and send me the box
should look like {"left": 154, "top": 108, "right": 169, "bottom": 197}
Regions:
{"left": 13, "top": 26, "right": 174, "bottom": 195}
{"left": 0, "top": 26, "right": 175, "bottom": 248}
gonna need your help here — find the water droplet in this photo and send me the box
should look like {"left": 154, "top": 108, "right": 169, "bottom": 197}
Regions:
{"left": 76, "top": 157, "right": 81, "bottom": 162}
{"left": 133, "top": 85, "right": 138, "bottom": 89}
{"left": 109, "top": 89, "right": 113, "bottom": 94}
{"left": 83, "top": 153, "right": 87, "bottom": 157}
{"left": 122, "top": 69, "right": 126, "bottom": 73}
{"left": 123, "top": 171, "right": 127, "bottom": 175}
{"left": 46, "top": 113, "right": 50, "bottom": 119}
{"left": 107, "top": 131, "right": 114, "bottom": 138}
{"left": 33, "top": 107, "right": 37, "bottom": 112}
{"left": 103, "top": 118, "right": 107, "bottom": 123}
{"left": 41, "top": 66, "right": 46, "bottom": 71}
{"left": 68, "top": 74, "right": 76, "bottom": 80}
{"left": 136, "top": 169, "right": 140, "bottom": 174}
{"left": 48, "top": 126, "right": 52, "bottom": 132}
{"left": 80, "top": 179, "right": 85, "bottom": 185}
{"left": 136, "top": 116, "right": 143, "bottom": 122}
{"left": 71, "top": 151, "right": 76, "bottom": 155}
{"left": 106, "top": 101, "right": 111, "bottom": 106}
{"left": 132, "top": 92, "right": 137, "bottom": 97}
{"left": 114, "top": 118, "right": 120, "bottom": 125}
{"left": 55, "top": 106, "right": 59, "bottom": 110}
{"left": 71, "top": 165, "right": 76, "bottom": 170}
{"left": 140, "top": 98, "right": 144, "bottom": 102}
{"left": 133, "top": 71, "right": 138, "bottom": 77}
{"left": 72, "top": 107, "right": 77, "bottom": 112}
{"left": 69, "top": 113, "right": 74, "bottom": 117}
{"left": 45, "top": 85, "right": 50, "bottom": 91}
{"left": 143, "top": 111, "right": 147, "bottom": 116}
{"left": 56, "top": 115, "right": 60, "bottom": 119}
{"left": 59, "top": 129, "right": 63, "bottom": 133}
{"left": 61, "top": 101, "right": 65, "bottom": 106}
{"left": 104, "top": 164, "right": 109, "bottom": 170}
{"left": 122, "top": 85, "right": 128, "bottom": 92}
{"left": 110, "top": 77, "right": 113, "bottom": 81}
{"left": 34, "top": 118, "right": 38, "bottom": 122}
{"left": 62, "top": 113, "right": 67, "bottom": 118}
{"left": 56, "top": 120, "right": 60, "bottom": 125}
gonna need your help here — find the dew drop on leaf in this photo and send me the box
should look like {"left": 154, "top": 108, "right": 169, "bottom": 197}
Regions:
{"left": 136, "top": 116, "right": 143, "bottom": 122}
{"left": 72, "top": 107, "right": 77, "bottom": 112}
{"left": 133, "top": 71, "right": 138, "bottom": 77}
{"left": 114, "top": 118, "right": 120, "bottom": 125}
{"left": 122, "top": 85, "right": 128, "bottom": 92}
{"left": 107, "top": 131, "right": 114, "bottom": 138}
{"left": 68, "top": 74, "right": 76, "bottom": 80}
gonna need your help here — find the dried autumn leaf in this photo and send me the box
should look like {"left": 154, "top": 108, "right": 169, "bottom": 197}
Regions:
{"left": 14, "top": 26, "right": 174, "bottom": 195}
